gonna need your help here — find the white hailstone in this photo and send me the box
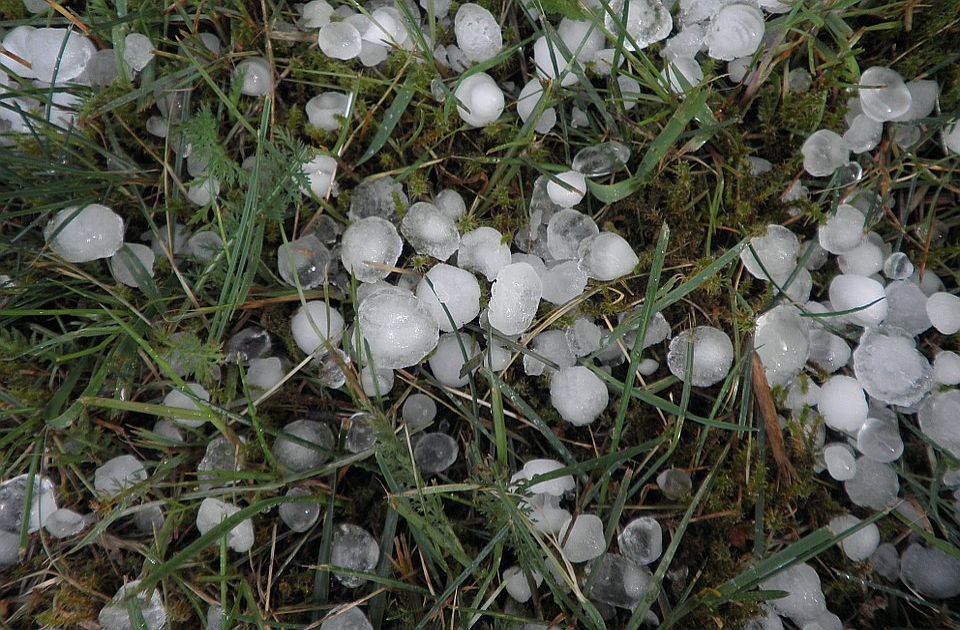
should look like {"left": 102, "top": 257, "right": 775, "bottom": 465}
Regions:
{"left": 661, "top": 57, "right": 703, "bottom": 94}
{"left": 587, "top": 553, "right": 651, "bottom": 610}
{"left": 837, "top": 236, "right": 884, "bottom": 276}
{"left": 856, "top": 417, "right": 904, "bottom": 463}
{"left": 883, "top": 252, "right": 914, "bottom": 280}
{"left": 927, "top": 292, "right": 960, "bottom": 335}
{"left": 559, "top": 513, "right": 605, "bottom": 563}
{"left": 541, "top": 260, "right": 588, "bottom": 305}
{"left": 547, "top": 208, "right": 599, "bottom": 259}
{"left": 187, "top": 177, "right": 220, "bottom": 205}
{"left": 910, "top": 267, "right": 945, "bottom": 296}
{"left": 357, "top": 291, "right": 440, "bottom": 368}
{"left": 759, "top": 563, "right": 826, "bottom": 624}
{"left": 306, "top": 92, "right": 350, "bottom": 131}
{"left": 44, "top": 508, "right": 87, "bottom": 538}
{"left": 152, "top": 420, "right": 183, "bottom": 443}
{"left": 162, "top": 382, "right": 211, "bottom": 428}
{"left": 853, "top": 326, "right": 932, "bottom": 407}
{"left": 273, "top": 419, "right": 334, "bottom": 473}
{"left": 842, "top": 114, "right": 883, "bottom": 153}
{"left": 455, "top": 72, "right": 505, "bottom": 127}
{"left": 246, "top": 357, "right": 285, "bottom": 392}
{"left": 801, "top": 130, "right": 850, "bottom": 177}
{"left": 3, "top": 26, "right": 37, "bottom": 79}
{"left": 318, "top": 22, "right": 362, "bottom": 60}
{"left": 616, "top": 75, "right": 643, "bottom": 110}
{"left": 341, "top": 217, "right": 403, "bottom": 283}
{"left": 196, "top": 498, "right": 255, "bottom": 552}
{"left": 549, "top": 366, "right": 608, "bottom": 425}
{"left": 572, "top": 141, "right": 631, "bottom": 177}
{"left": 458, "top": 227, "right": 512, "bottom": 281}
{"left": 454, "top": 3, "right": 502, "bottom": 63}
{"left": 818, "top": 375, "right": 867, "bottom": 433}
{"left": 28, "top": 28, "right": 96, "bottom": 82}
{"left": 578, "top": 232, "right": 639, "bottom": 281}
{"left": 740, "top": 224, "right": 800, "bottom": 280}
{"left": 727, "top": 56, "right": 754, "bottom": 83}
{"left": 828, "top": 274, "right": 887, "bottom": 327}
{"left": 823, "top": 443, "right": 857, "bottom": 481}
{"left": 485, "top": 339, "right": 512, "bottom": 372}
{"left": 291, "top": 301, "right": 345, "bottom": 355}
{"left": 844, "top": 456, "right": 899, "bottom": 510}
{"left": 807, "top": 328, "right": 851, "bottom": 374}
{"left": 934, "top": 351, "right": 960, "bottom": 386}
{"left": 488, "top": 263, "right": 542, "bottom": 335}
{"left": 900, "top": 543, "right": 960, "bottom": 599}
{"left": 884, "top": 281, "right": 932, "bottom": 336}
{"left": 619, "top": 517, "right": 663, "bottom": 565}
{"left": 817, "top": 203, "right": 866, "bottom": 254}
{"left": 705, "top": 4, "right": 764, "bottom": 61}
{"left": 123, "top": 33, "right": 155, "bottom": 72}
{"left": 546, "top": 171, "right": 587, "bottom": 208}
{"left": 637, "top": 358, "right": 659, "bottom": 375}
{"left": 828, "top": 514, "right": 880, "bottom": 562}
{"left": 754, "top": 305, "right": 810, "bottom": 387}
{"left": 772, "top": 266, "right": 813, "bottom": 303}
{"left": 533, "top": 35, "right": 578, "bottom": 87}
{"left": 109, "top": 243, "right": 156, "bottom": 288}
{"left": 279, "top": 487, "right": 320, "bottom": 533}
{"left": 365, "top": 8, "right": 408, "bottom": 47}
{"left": 44, "top": 204, "right": 124, "bottom": 263}
{"left": 558, "top": 18, "right": 604, "bottom": 64}
{"left": 504, "top": 566, "right": 543, "bottom": 603}
{"left": 524, "top": 330, "right": 575, "bottom": 376}
{"left": 516, "top": 79, "right": 557, "bottom": 134}
{"left": 592, "top": 48, "right": 625, "bottom": 76}
{"left": 429, "top": 333, "right": 480, "bottom": 387}
{"left": 420, "top": 0, "right": 452, "bottom": 17}
{"left": 360, "top": 365, "right": 394, "bottom": 396}
{"left": 523, "top": 495, "right": 572, "bottom": 535}
{"left": 435, "top": 189, "right": 466, "bottom": 221}
{"left": 565, "top": 318, "right": 603, "bottom": 357}
{"left": 0, "top": 475, "right": 57, "bottom": 534}
{"left": 302, "top": 0, "right": 335, "bottom": 27}
{"left": 95, "top": 455, "right": 147, "bottom": 498}
{"left": 234, "top": 57, "right": 272, "bottom": 96}
{"left": 662, "top": 24, "right": 706, "bottom": 62}
{"left": 321, "top": 607, "right": 374, "bottom": 630}
{"left": 98, "top": 580, "right": 167, "bottom": 630}
{"left": 517, "top": 459, "right": 575, "bottom": 496}
{"left": 603, "top": 0, "right": 673, "bottom": 52}
{"left": 788, "top": 68, "right": 812, "bottom": 93}
{"left": 890, "top": 79, "right": 938, "bottom": 122}
{"left": 858, "top": 66, "right": 911, "bottom": 122}
{"left": 918, "top": 390, "right": 960, "bottom": 458}
{"left": 416, "top": 264, "right": 481, "bottom": 332}
{"left": 667, "top": 326, "right": 734, "bottom": 387}
{"left": 301, "top": 155, "right": 337, "bottom": 199}
{"left": 943, "top": 121, "right": 960, "bottom": 154}
{"left": 401, "top": 201, "right": 460, "bottom": 261}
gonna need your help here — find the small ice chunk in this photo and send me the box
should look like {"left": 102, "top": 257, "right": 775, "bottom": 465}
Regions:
{"left": 844, "top": 456, "right": 898, "bottom": 510}
{"left": 828, "top": 514, "right": 880, "bottom": 562}
{"left": 357, "top": 292, "right": 440, "bottom": 368}
{"left": 303, "top": 0, "right": 334, "bottom": 27}
{"left": 457, "top": 227, "right": 512, "bottom": 281}
{"left": 899, "top": 543, "right": 960, "bottom": 599}
{"left": 301, "top": 155, "right": 337, "bottom": 198}
{"left": 856, "top": 417, "right": 903, "bottom": 463}
{"left": 0, "top": 531, "right": 19, "bottom": 566}
{"left": 884, "top": 280, "right": 932, "bottom": 335}
{"left": 0, "top": 475, "right": 56, "bottom": 533}
{"left": 278, "top": 234, "right": 331, "bottom": 289}
{"left": 560, "top": 513, "right": 605, "bottom": 562}
{"left": 187, "top": 177, "right": 220, "bottom": 205}
{"left": 429, "top": 333, "right": 480, "bottom": 387}
{"left": 316, "top": 349, "right": 350, "bottom": 389}
{"left": 549, "top": 366, "right": 608, "bottom": 426}
{"left": 666, "top": 326, "right": 733, "bottom": 387}
{"left": 291, "top": 301, "right": 345, "bottom": 356}
{"left": 661, "top": 57, "right": 703, "bottom": 94}
{"left": 823, "top": 443, "right": 856, "bottom": 481}
{"left": 401, "top": 202, "right": 460, "bottom": 261}
{"left": 306, "top": 92, "right": 350, "bottom": 131}
{"left": 541, "top": 260, "right": 588, "bottom": 305}
{"left": 488, "top": 263, "right": 542, "bottom": 335}
{"left": 349, "top": 176, "right": 407, "bottom": 221}
{"left": 234, "top": 57, "right": 272, "bottom": 96}
{"left": 402, "top": 393, "right": 436, "bottom": 430}
{"left": 919, "top": 390, "right": 960, "bottom": 458}
{"left": 604, "top": 0, "right": 673, "bottom": 52}
{"left": 197, "top": 436, "right": 240, "bottom": 490}
{"left": 28, "top": 28, "right": 96, "bottom": 82}
{"left": 705, "top": 4, "right": 764, "bottom": 61}
{"left": 133, "top": 503, "right": 165, "bottom": 534}
{"left": 318, "top": 22, "right": 362, "bottom": 60}
{"left": 504, "top": 565, "right": 543, "bottom": 603}
{"left": 331, "top": 523, "right": 379, "bottom": 587}
{"left": 927, "top": 292, "right": 960, "bottom": 335}
{"left": 521, "top": 492, "right": 571, "bottom": 534}
{"left": 837, "top": 236, "right": 884, "bottom": 276}
{"left": 858, "top": 66, "right": 911, "bottom": 122}
{"left": 842, "top": 114, "right": 882, "bottom": 153}
{"left": 152, "top": 420, "right": 183, "bottom": 443}
{"left": 225, "top": 327, "right": 271, "bottom": 364}
{"left": 577, "top": 232, "right": 639, "bottom": 281}
{"left": 98, "top": 580, "right": 166, "bottom": 630}
{"left": 454, "top": 3, "right": 502, "bottom": 63}
{"left": 546, "top": 172, "right": 588, "bottom": 209}
{"left": 572, "top": 141, "right": 630, "bottom": 177}
{"left": 934, "top": 351, "right": 960, "bottom": 386}
{"left": 587, "top": 553, "right": 650, "bottom": 610}
{"left": 853, "top": 326, "right": 932, "bottom": 406}
{"left": 524, "top": 330, "right": 575, "bottom": 377}
{"left": 416, "top": 264, "right": 481, "bottom": 332}
{"left": 818, "top": 375, "right": 867, "bottom": 433}
{"left": 828, "top": 274, "right": 887, "bottom": 327}
{"left": 619, "top": 517, "right": 662, "bottom": 565}
{"left": 95, "top": 455, "right": 147, "bottom": 498}
{"left": 435, "top": 189, "right": 466, "bottom": 221}
{"left": 871, "top": 543, "right": 899, "bottom": 581}
{"left": 892, "top": 79, "right": 939, "bottom": 122}
{"left": 558, "top": 17, "right": 605, "bottom": 64}
{"left": 341, "top": 217, "right": 403, "bottom": 283}
{"left": 802, "top": 130, "right": 850, "bottom": 177}
{"left": 109, "top": 243, "right": 156, "bottom": 289}
{"left": 197, "top": 498, "right": 255, "bottom": 552}
{"left": 882, "top": 252, "right": 913, "bottom": 280}
{"left": 533, "top": 35, "right": 578, "bottom": 87}
{"left": 754, "top": 305, "right": 810, "bottom": 387}
{"left": 321, "top": 607, "right": 374, "bottom": 630}
{"left": 279, "top": 487, "right": 320, "bottom": 532}
{"left": 187, "top": 230, "right": 224, "bottom": 263}
{"left": 515, "top": 458, "right": 575, "bottom": 496}
{"left": 759, "top": 563, "right": 826, "bottom": 624}
{"left": 123, "top": 33, "right": 155, "bottom": 71}
{"left": 44, "top": 204, "right": 124, "bottom": 263}
{"left": 44, "top": 508, "right": 87, "bottom": 538}
{"left": 657, "top": 468, "right": 692, "bottom": 499}
{"left": 346, "top": 413, "right": 377, "bottom": 452}
{"left": 517, "top": 78, "right": 557, "bottom": 134}
{"left": 272, "top": 419, "right": 334, "bottom": 473}
{"left": 414, "top": 432, "right": 459, "bottom": 474}
{"left": 566, "top": 318, "right": 603, "bottom": 357}
{"left": 547, "top": 208, "right": 598, "bottom": 259}
{"left": 360, "top": 365, "right": 394, "bottom": 397}
{"left": 455, "top": 72, "right": 505, "bottom": 127}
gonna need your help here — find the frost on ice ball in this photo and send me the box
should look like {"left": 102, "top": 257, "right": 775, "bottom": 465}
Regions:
{"left": 341, "top": 216, "right": 403, "bottom": 283}
{"left": 400, "top": 201, "right": 460, "bottom": 261}
{"left": 197, "top": 497, "right": 255, "bottom": 552}
{"left": 306, "top": 92, "right": 350, "bottom": 131}
{"left": 828, "top": 274, "right": 887, "bottom": 327}
{"left": 234, "top": 57, "right": 272, "bottom": 96}
{"left": 546, "top": 171, "right": 587, "bottom": 208}
{"left": 454, "top": 3, "right": 502, "bottom": 63}
{"left": 740, "top": 224, "right": 800, "bottom": 281}
{"left": 801, "top": 130, "right": 850, "bottom": 177}
{"left": 852, "top": 326, "right": 932, "bottom": 406}
{"left": 455, "top": 72, "right": 505, "bottom": 127}
{"left": 331, "top": 523, "right": 379, "bottom": 587}
{"left": 487, "top": 262, "right": 542, "bottom": 335}
{"left": 666, "top": 326, "right": 734, "bottom": 387}
{"left": 357, "top": 291, "right": 440, "bottom": 368}
{"left": 550, "top": 366, "right": 609, "bottom": 426}
{"left": 858, "top": 66, "right": 911, "bottom": 122}
{"left": 318, "top": 22, "right": 362, "bottom": 60}
{"left": 705, "top": 4, "right": 764, "bottom": 61}
{"left": 44, "top": 204, "right": 124, "bottom": 263}
{"left": 415, "top": 264, "right": 481, "bottom": 332}
{"left": 291, "top": 301, "right": 345, "bottom": 356}
{"left": 577, "top": 232, "right": 639, "bottom": 281}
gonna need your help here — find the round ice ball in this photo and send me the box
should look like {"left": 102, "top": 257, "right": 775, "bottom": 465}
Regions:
{"left": 44, "top": 204, "right": 124, "bottom": 263}
{"left": 234, "top": 57, "right": 272, "bottom": 96}
{"left": 927, "top": 292, "right": 960, "bottom": 335}
{"left": 546, "top": 170, "right": 587, "bottom": 207}
{"left": 318, "top": 22, "right": 362, "bottom": 60}
{"left": 550, "top": 366, "right": 609, "bottom": 426}
{"left": 801, "top": 129, "right": 850, "bottom": 178}
{"left": 455, "top": 72, "right": 505, "bottom": 127}
{"left": 666, "top": 326, "right": 734, "bottom": 387}
{"left": 291, "top": 301, "right": 345, "bottom": 355}
{"left": 828, "top": 274, "right": 888, "bottom": 327}
{"left": 818, "top": 375, "right": 867, "bottom": 433}
{"left": 858, "top": 66, "right": 912, "bottom": 122}
{"left": 705, "top": 4, "right": 764, "bottom": 61}
{"left": 306, "top": 92, "right": 350, "bottom": 132}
